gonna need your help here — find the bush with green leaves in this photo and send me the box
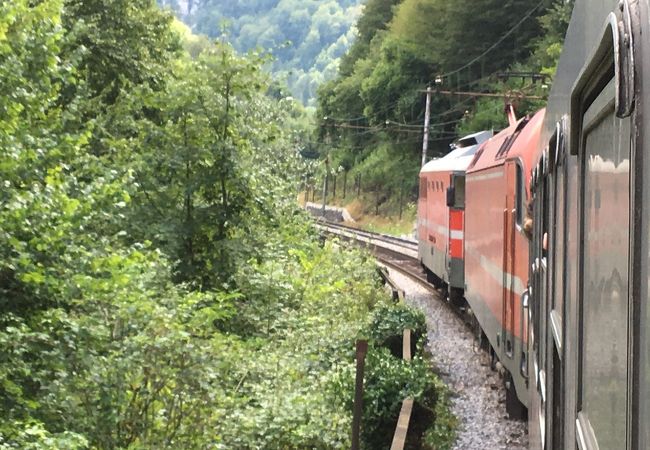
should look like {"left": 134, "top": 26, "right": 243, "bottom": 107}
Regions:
{"left": 366, "top": 302, "right": 428, "bottom": 358}
{"left": 359, "top": 304, "right": 456, "bottom": 450}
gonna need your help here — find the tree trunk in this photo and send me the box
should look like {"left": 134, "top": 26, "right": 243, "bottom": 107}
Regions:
{"left": 183, "top": 113, "right": 194, "bottom": 272}
{"left": 375, "top": 190, "right": 379, "bottom": 216}
{"left": 399, "top": 181, "right": 404, "bottom": 220}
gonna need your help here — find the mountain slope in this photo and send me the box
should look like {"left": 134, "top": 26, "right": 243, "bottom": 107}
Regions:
{"left": 158, "top": 0, "right": 364, "bottom": 105}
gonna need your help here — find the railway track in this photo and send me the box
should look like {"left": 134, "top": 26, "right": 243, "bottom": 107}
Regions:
{"left": 315, "top": 220, "right": 439, "bottom": 298}
{"left": 317, "top": 220, "right": 418, "bottom": 252}
{"left": 314, "top": 220, "right": 426, "bottom": 286}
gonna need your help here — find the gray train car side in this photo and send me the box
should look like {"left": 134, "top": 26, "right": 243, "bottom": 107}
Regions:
{"left": 528, "top": 0, "right": 650, "bottom": 448}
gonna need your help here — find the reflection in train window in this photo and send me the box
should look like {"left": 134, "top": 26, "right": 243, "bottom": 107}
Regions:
{"left": 579, "top": 79, "right": 630, "bottom": 449}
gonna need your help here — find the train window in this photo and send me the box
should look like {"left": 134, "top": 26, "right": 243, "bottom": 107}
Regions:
{"left": 644, "top": 256, "right": 650, "bottom": 450}
{"left": 454, "top": 175, "right": 466, "bottom": 208}
{"left": 467, "top": 147, "right": 484, "bottom": 170}
{"left": 563, "top": 146, "right": 579, "bottom": 447}
{"left": 496, "top": 117, "right": 530, "bottom": 160}
{"left": 578, "top": 77, "right": 630, "bottom": 450}
{"left": 552, "top": 154, "right": 565, "bottom": 331}
{"left": 515, "top": 163, "right": 523, "bottom": 225}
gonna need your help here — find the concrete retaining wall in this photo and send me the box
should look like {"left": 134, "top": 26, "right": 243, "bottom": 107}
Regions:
{"left": 304, "top": 202, "right": 355, "bottom": 223}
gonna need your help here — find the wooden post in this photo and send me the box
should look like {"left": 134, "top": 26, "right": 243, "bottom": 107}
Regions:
{"left": 390, "top": 329, "right": 413, "bottom": 450}
{"left": 352, "top": 340, "right": 368, "bottom": 450}
{"left": 332, "top": 174, "right": 337, "bottom": 199}
{"left": 402, "top": 329, "right": 411, "bottom": 361}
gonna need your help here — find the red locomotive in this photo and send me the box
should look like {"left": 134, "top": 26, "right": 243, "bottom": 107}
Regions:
{"left": 417, "top": 130, "right": 492, "bottom": 303}
{"left": 464, "top": 107, "right": 544, "bottom": 416}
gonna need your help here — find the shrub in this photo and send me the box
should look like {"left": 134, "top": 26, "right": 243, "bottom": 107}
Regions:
{"left": 366, "top": 303, "right": 427, "bottom": 358}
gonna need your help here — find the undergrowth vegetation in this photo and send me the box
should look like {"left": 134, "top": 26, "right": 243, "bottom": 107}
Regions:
{"left": 0, "top": 1, "right": 454, "bottom": 448}
{"left": 362, "top": 304, "right": 457, "bottom": 450}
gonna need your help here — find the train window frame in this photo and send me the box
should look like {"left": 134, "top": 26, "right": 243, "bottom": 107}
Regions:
{"left": 550, "top": 118, "right": 567, "bottom": 351}
{"left": 570, "top": 8, "right": 635, "bottom": 156}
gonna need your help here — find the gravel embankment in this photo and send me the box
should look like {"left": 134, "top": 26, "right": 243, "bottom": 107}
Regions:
{"left": 387, "top": 269, "right": 528, "bottom": 450}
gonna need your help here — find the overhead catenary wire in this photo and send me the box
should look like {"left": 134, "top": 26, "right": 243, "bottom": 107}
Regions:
{"left": 385, "top": 118, "right": 462, "bottom": 128}
{"left": 431, "top": 89, "right": 544, "bottom": 100}
{"left": 324, "top": 117, "right": 464, "bottom": 134}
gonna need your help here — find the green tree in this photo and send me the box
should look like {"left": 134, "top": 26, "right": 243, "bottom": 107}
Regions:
{"left": 62, "top": 0, "right": 180, "bottom": 105}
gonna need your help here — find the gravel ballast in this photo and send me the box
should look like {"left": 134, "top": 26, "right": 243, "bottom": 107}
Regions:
{"left": 387, "top": 268, "right": 528, "bottom": 450}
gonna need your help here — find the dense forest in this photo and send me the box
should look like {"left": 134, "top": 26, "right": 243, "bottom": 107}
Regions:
{"left": 157, "top": 0, "right": 364, "bottom": 105}
{"left": 315, "top": 0, "right": 572, "bottom": 217}
{"left": 0, "top": 1, "right": 451, "bottom": 448}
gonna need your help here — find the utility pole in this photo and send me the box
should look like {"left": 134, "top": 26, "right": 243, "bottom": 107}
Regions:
{"left": 421, "top": 86, "right": 432, "bottom": 167}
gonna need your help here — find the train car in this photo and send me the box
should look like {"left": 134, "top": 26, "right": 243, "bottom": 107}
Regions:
{"left": 417, "top": 130, "right": 492, "bottom": 301}
{"left": 526, "top": 0, "right": 650, "bottom": 448}
{"left": 463, "top": 107, "right": 545, "bottom": 416}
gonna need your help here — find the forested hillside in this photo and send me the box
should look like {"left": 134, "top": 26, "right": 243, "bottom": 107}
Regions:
{"left": 0, "top": 1, "right": 451, "bottom": 448}
{"left": 315, "top": 0, "right": 572, "bottom": 217}
{"left": 157, "top": 0, "right": 364, "bottom": 105}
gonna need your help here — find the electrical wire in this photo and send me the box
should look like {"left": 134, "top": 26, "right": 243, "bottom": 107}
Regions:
{"left": 321, "top": 2, "right": 545, "bottom": 126}
{"left": 434, "top": 0, "right": 546, "bottom": 81}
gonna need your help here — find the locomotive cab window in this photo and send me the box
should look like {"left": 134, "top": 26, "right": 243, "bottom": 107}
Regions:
{"left": 448, "top": 173, "right": 466, "bottom": 209}
{"left": 515, "top": 163, "right": 524, "bottom": 226}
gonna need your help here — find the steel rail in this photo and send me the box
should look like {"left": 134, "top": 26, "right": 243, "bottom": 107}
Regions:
{"left": 314, "top": 220, "right": 418, "bottom": 254}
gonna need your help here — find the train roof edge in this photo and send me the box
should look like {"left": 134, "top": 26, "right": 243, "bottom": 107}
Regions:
{"left": 420, "top": 130, "right": 493, "bottom": 174}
